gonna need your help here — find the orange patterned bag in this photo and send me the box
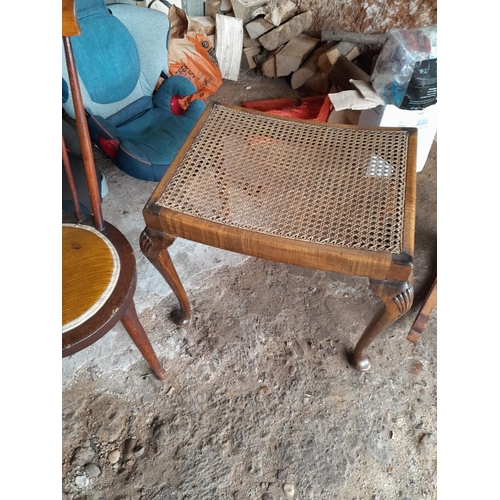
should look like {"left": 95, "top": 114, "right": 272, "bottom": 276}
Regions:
{"left": 241, "top": 96, "right": 332, "bottom": 122}
{"left": 167, "top": 5, "right": 222, "bottom": 110}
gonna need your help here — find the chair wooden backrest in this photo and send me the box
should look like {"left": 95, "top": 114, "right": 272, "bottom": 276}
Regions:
{"left": 62, "top": 0, "right": 103, "bottom": 230}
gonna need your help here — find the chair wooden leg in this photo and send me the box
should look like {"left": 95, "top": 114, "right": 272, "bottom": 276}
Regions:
{"left": 140, "top": 227, "right": 191, "bottom": 325}
{"left": 407, "top": 278, "right": 437, "bottom": 344}
{"left": 352, "top": 279, "right": 414, "bottom": 372}
{"left": 121, "top": 300, "right": 167, "bottom": 381}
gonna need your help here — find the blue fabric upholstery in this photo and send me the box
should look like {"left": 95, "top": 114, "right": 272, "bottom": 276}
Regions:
{"left": 62, "top": 0, "right": 206, "bottom": 181}
{"left": 72, "top": 2, "right": 140, "bottom": 103}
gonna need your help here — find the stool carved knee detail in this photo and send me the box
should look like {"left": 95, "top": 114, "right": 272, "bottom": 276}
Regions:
{"left": 140, "top": 228, "right": 191, "bottom": 325}
{"left": 352, "top": 279, "right": 414, "bottom": 372}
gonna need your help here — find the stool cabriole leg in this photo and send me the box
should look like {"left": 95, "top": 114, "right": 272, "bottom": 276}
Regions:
{"left": 352, "top": 279, "right": 414, "bottom": 372}
{"left": 140, "top": 228, "right": 191, "bottom": 326}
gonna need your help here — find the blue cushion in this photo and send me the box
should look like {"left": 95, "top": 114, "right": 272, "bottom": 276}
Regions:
{"left": 64, "top": 0, "right": 206, "bottom": 182}
{"left": 106, "top": 96, "right": 153, "bottom": 127}
{"left": 62, "top": 78, "right": 69, "bottom": 103}
{"left": 88, "top": 76, "right": 206, "bottom": 181}
{"left": 72, "top": 2, "right": 140, "bottom": 103}
{"left": 62, "top": 0, "right": 169, "bottom": 119}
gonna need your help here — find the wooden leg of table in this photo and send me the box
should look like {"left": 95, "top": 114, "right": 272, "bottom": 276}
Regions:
{"left": 121, "top": 300, "right": 167, "bottom": 381}
{"left": 407, "top": 278, "right": 437, "bottom": 344}
{"left": 352, "top": 279, "right": 414, "bottom": 372}
{"left": 140, "top": 227, "right": 191, "bottom": 326}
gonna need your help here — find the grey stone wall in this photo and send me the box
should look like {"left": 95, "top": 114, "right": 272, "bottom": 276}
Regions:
{"left": 183, "top": 0, "right": 437, "bottom": 35}
{"left": 275, "top": 0, "right": 436, "bottom": 36}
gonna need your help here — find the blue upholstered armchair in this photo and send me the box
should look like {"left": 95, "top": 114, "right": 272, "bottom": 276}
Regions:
{"left": 62, "top": 0, "right": 205, "bottom": 181}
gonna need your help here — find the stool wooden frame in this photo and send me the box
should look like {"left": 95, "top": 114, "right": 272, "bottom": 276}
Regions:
{"left": 141, "top": 103, "right": 417, "bottom": 372}
{"left": 62, "top": 0, "right": 166, "bottom": 380}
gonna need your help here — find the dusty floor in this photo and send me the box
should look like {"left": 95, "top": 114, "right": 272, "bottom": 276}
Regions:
{"left": 62, "top": 70, "right": 437, "bottom": 500}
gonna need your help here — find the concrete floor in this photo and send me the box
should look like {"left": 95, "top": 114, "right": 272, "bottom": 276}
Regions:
{"left": 62, "top": 71, "right": 437, "bottom": 499}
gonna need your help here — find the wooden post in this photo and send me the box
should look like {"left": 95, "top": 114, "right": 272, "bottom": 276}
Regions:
{"left": 263, "top": 0, "right": 298, "bottom": 26}
{"left": 230, "top": 0, "right": 270, "bottom": 22}
{"left": 317, "top": 41, "right": 359, "bottom": 74}
{"left": 275, "top": 34, "right": 319, "bottom": 77}
{"left": 215, "top": 14, "right": 244, "bottom": 81}
{"left": 290, "top": 40, "right": 336, "bottom": 89}
{"left": 190, "top": 16, "right": 216, "bottom": 35}
{"left": 258, "top": 10, "right": 312, "bottom": 51}
{"left": 204, "top": 0, "right": 222, "bottom": 18}
{"left": 245, "top": 17, "right": 274, "bottom": 39}
{"left": 321, "top": 30, "right": 388, "bottom": 45}
{"left": 242, "top": 46, "right": 262, "bottom": 69}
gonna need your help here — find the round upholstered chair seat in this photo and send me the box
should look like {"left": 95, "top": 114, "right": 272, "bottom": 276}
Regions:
{"left": 63, "top": 223, "right": 120, "bottom": 331}
{"left": 62, "top": 215, "right": 136, "bottom": 356}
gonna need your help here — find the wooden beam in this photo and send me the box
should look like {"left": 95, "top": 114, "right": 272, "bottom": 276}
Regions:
{"left": 321, "top": 30, "right": 388, "bottom": 45}
{"left": 215, "top": 14, "right": 244, "bottom": 81}
{"left": 243, "top": 34, "right": 262, "bottom": 47}
{"left": 220, "top": 0, "right": 233, "bottom": 13}
{"left": 204, "top": 0, "right": 222, "bottom": 18}
{"left": 245, "top": 17, "right": 274, "bottom": 39}
{"left": 230, "top": 0, "right": 269, "bottom": 22}
{"left": 243, "top": 46, "right": 262, "bottom": 69}
{"left": 263, "top": 0, "right": 298, "bottom": 27}
{"left": 255, "top": 45, "right": 284, "bottom": 77}
{"left": 275, "top": 34, "right": 320, "bottom": 77}
{"left": 258, "top": 11, "right": 312, "bottom": 51}
{"left": 317, "top": 41, "right": 359, "bottom": 74}
{"left": 190, "top": 16, "right": 216, "bottom": 35}
{"left": 290, "top": 40, "right": 336, "bottom": 89}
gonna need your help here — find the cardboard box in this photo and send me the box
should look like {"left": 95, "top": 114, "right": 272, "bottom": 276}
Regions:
{"left": 358, "top": 103, "right": 437, "bottom": 172}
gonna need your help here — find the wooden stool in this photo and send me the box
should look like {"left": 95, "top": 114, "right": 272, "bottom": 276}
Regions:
{"left": 141, "top": 103, "right": 417, "bottom": 371}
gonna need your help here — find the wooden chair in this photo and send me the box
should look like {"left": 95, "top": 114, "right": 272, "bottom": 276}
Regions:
{"left": 62, "top": 0, "right": 167, "bottom": 381}
{"left": 141, "top": 103, "right": 418, "bottom": 371}
{"left": 407, "top": 277, "right": 437, "bottom": 344}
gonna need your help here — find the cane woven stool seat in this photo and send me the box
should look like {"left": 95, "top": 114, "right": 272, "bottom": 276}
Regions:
{"left": 141, "top": 103, "right": 418, "bottom": 372}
